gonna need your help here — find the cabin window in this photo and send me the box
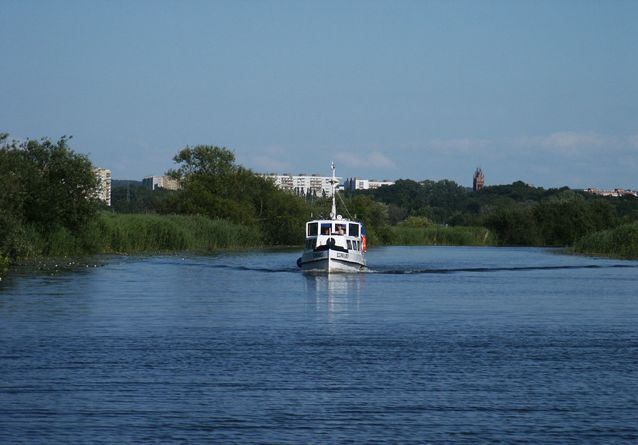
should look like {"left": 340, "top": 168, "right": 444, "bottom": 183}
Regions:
{"left": 335, "top": 224, "right": 346, "bottom": 235}
{"left": 349, "top": 223, "right": 359, "bottom": 237}
{"left": 308, "top": 222, "right": 318, "bottom": 237}
{"left": 347, "top": 240, "right": 352, "bottom": 250}
{"left": 321, "top": 223, "right": 332, "bottom": 235}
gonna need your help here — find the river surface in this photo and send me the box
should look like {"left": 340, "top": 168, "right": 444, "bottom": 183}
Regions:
{"left": 1, "top": 246, "right": 637, "bottom": 444}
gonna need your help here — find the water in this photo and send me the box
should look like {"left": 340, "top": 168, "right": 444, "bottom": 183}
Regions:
{"left": 1, "top": 246, "right": 637, "bottom": 444}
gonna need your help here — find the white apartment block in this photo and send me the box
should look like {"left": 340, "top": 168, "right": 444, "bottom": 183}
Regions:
{"left": 94, "top": 167, "right": 112, "bottom": 206}
{"left": 143, "top": 175, "right": 180, "bottom": 191}
{"left": 263, "top": 173, "right": 341, "bottom": 197}
{"left": 344, "top": 177, "right": 395, "bottom": 191}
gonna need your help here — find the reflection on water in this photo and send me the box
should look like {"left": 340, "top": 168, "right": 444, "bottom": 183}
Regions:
{"left": 304, "top": 273, "right": 366, "bottom": 315}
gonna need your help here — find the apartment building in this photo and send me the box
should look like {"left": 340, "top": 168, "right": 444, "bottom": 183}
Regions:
{"left": 94, "top": 167, "right": 112, "bottom": 206}
{"left": 143, "top": 175, "right": 180, "bottom": 191}
{"left": 263, "top": 173, "right": 340, "bottom": 197}
{"left": 343, "top": 177, "right": 395, "bottom": 191}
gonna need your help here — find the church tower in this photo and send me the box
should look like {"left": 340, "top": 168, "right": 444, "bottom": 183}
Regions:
{"left": 473, "top": 168, "right": 484, "bottom": 192}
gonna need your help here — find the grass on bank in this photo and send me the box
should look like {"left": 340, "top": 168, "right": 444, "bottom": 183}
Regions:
{"left": 0, "top": 213, "right": 263, "bottom": 273}
{"left": 387, "top": 225, "right": 496, "bottom": 246}
{"left": 92, "top": 213, "right": 263, "bottom": 253}
{"left": 573, "top": 223, "right": 638, "bottom": 259}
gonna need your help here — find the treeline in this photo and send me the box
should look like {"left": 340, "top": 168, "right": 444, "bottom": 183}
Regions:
{"left": 354, "top": 179, "right": 638, "bottom": 247}
{"left": 0, "top": 137, "right": 315, "bottom": 266}
{"left": 109, "top": 145, "right": 313, "bottom": 246}
{"left": 3, "top": 132, "right": 638, "bottom": 265}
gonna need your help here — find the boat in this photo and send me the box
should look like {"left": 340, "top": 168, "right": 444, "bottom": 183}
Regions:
{"left": 297, "top": 163, "right": 367, "bottom": 273}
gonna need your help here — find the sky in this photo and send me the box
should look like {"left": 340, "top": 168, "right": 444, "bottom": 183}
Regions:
{"left": 1, "top": 0, "right": 637, "bottom": 188}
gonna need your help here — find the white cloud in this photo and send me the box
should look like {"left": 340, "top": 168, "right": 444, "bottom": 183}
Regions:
{"left": 426, "top": 138, "right": 491, "bottom": 154}
{"left": 247, "top": 145, "right": 293, "bottom": 173}
{"left": 335, "top": 151, "right": 397, "bottom": 169}
{"left": 507, "top": 131, "right": 631, "bottom": 158}
{"left": 539, "top": 131, "right": 609, "bottom": 155}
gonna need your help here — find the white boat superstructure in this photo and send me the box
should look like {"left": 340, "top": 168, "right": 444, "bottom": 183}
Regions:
{"left": 297, "top": 163, "right": 367, "bottom": 273}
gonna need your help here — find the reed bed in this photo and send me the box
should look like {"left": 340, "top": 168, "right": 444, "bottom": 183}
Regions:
{"left": 388, "top": 225, "right": 496, "bottom": 246}
{"left": 92, "top": 213, "right": 263, "bottom": 253}
{"left": 573, "top": 223, "right": 638, "bottom": 259}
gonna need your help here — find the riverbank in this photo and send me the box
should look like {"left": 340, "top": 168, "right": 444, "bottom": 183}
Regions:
{"left": 92, "top": 213, "right": 263, "bottom": 253}
{"left": 388, "top": 225, "right": 496, "bottom": 246}
{"left": 2, "top": 216, "right": 637, "bottom": 279}
{"left": 572, "top": 223, "right": 638, "bottom": 259}
{"left": 0, "top": 213, "right": 263, "bottom": 276}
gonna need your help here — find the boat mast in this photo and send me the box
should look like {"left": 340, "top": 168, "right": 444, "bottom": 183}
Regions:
{"left": 330, "top": 161, "right": 338, "bottom": 220}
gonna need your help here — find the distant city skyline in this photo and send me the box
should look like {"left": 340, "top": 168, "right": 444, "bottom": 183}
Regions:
{"left": 2, "top": 1, "right": 636, "bottom": 189}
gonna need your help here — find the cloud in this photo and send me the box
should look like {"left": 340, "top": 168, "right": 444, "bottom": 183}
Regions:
{"left": 335, "top": 151, "right": 397, "bottom": 169}
{"left": 538, "top": 131, "right": 610, "bottom": 156}
{"left": 426, "top": 138, "right": 491, "bottom": 154}
{"left": 247, "top": 145, "right": 293, "bottom": 173}
{"left": 511, "top": 131, "right": 628, "bottom": 157}
{"left": 541, "top": 131, "right": 606, "bottom": 148}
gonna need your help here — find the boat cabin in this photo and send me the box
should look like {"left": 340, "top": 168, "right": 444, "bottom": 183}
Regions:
{"left": 304, "top": 219, "right": 366, "bottom": 252}
{"left": 307, "top": 220, "right": 361, "bottom": 238}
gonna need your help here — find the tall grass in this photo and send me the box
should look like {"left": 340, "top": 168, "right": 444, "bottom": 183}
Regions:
{"left": 90, "top": 213, "right": 263, "bottom": 253}
{"left": 573, "top": 223, "right": 638, "bottom": 259}
{"left": 388, "top": 225, "right": 496, "bottom": 246}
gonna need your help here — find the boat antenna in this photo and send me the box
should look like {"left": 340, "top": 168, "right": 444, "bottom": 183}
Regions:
{"left": 330, "top": 161, "right": 338, "bottom": 220}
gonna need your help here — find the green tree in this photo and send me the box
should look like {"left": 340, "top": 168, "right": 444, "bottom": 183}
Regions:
{"left": 0, "top": 134, "right": 99, "bottom": 258}
{"left": 166, "top": 145, "right": 311, "bottom": 245}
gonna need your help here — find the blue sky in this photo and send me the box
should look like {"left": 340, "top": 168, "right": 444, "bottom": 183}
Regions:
{"left": 1, "top": 0, "right": 636, "bottom": 188}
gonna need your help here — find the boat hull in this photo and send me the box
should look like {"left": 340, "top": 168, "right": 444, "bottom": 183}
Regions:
{"left": 298, "top": 248, "right": 366, "bottom": 273}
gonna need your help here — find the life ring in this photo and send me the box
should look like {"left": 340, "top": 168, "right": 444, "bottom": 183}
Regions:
{"left": 362, "top": 235, "right": 367, "bottom": 252}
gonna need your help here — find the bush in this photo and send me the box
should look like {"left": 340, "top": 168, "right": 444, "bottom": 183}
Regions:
{"left": 389, "top": 225, "right": 495, "bottom": 246}
{"left": 573, "top": 223, "right": 638, "bottom": 259}
{"left": 93, "top": 213, "right": 263, "bottom": 253}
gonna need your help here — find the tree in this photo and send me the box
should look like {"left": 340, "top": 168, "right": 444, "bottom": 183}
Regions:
{"left": 165, "top": 145, "right": 311, "bottom": 244}
{"left": 0, "top": 134, "right": 99, "bottom": 257}
{"left": 20, "top": 137, "right": 99, "bottom": 233}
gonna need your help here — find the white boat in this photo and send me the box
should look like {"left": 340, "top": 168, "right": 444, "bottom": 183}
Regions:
{"left": 297, "top": 163, "right": 367, "bottom": 273}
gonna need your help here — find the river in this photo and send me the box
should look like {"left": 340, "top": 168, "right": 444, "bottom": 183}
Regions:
{"left": 1, "top": 246, "right": 637, "bottom": 444}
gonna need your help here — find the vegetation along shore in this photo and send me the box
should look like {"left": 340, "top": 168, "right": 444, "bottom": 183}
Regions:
{"left": 2, "top": 133, "right": 638, "bottom": 275}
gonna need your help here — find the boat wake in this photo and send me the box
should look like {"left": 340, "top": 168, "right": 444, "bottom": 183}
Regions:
{"left": 367, "top": 264, "right": 638, "bottom": 275}
{"left": 151, "top": 258, "right": 638, "bottom": 275}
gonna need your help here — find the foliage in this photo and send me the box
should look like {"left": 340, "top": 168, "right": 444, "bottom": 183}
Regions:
{"left": 389, "top": 225, "right": 495, "bottom": 246}
{"left": 334, "top": 194, "right": 392, "bottom": 245}
{"left": 164, "top": 145, "right": 311, "bottom": 245}
{"left": 0, "top": 134, "right": 99, "bottom": 259}
{"left": 361, "top": 176, "right": 633, "bottom": 247}
{"left": 111, "top": 181, "right": 177, "bottom": 213}
{"left": 399, "top": 216, "right": 432, "bottom": 228}
{"left": 482, "top": 206, "right": 541, "bottom": 246}
{"left": 91, "top": 213, "right": 262, "bottom": 253}
{"left": 573, "top": 223, "right": 638, "bottom": 259}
